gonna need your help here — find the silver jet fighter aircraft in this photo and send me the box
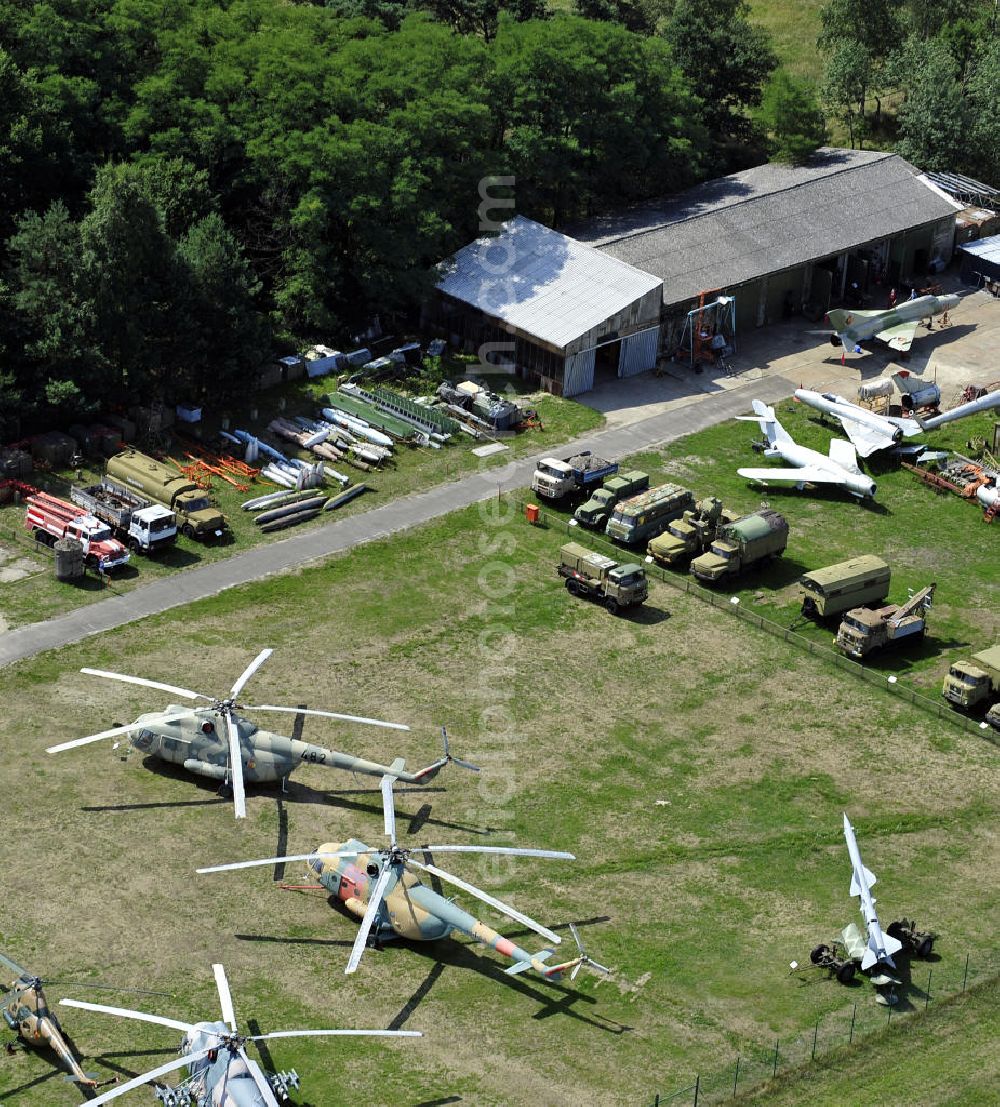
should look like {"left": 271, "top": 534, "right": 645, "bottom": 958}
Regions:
{"left": 794, "top": 389, "right": 923, "bottom": 457}
{"left": 737, "top": 401, "right": 877, "bottom": 500}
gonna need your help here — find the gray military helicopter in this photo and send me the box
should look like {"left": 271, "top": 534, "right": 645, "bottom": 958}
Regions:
{"left": 47, "top": 649, "right": 477, "bottom": 819}
{"left": 61, "top": 962, "right": 420, "bottom": 1105}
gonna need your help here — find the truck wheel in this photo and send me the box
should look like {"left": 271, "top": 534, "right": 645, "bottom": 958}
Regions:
{"left": 182, "top": 524, "right": 195, "bottom": 539}
{"left": 836, "top": 961, "right": 856, "bottom": 984}
{"left": 128, "top": 538, "right": 141, "bottom": 553}
{"left": 566, "top": 579, "right": 581, "bottom": 596}
{"left": 605, "top": 597, "right": 620, "bottom": 616}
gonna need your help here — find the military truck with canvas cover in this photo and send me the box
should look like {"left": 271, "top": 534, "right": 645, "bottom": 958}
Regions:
{"left": 646, "top": 497, "right": 735, "bottom": 566}
{"left": 574, "top": 471, "right": 649, "bottom": 529}
{"left": 531, "top": 452, "right": 618, "bottom": 501}
{"left": 942, "top": 644, "right": 1000, "bottom": 729}
{"left": 106, "top": 449, "right": 228, "bottom": 540}
{"left": 604, "top": 483, "right": 694, "bottom": 546}
{"left": 798, "top": 555, "right": 891, "bottom": 620}
{"left": 835, "top": 583, "right": 935, "bottom": 659}
{"left": 557, "top": 542, "right": 647, "bottom": 614}
{"left": 690, "top": 509, "right": 788, "bottom": 582}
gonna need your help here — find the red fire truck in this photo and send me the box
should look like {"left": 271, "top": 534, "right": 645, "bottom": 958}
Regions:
{"left": 24, "top": 491, "right": 130, "bottom": 572}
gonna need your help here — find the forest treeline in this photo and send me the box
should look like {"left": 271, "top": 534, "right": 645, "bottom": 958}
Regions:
{"left": 0, "top": 0, "right": 996, "bottom": 433}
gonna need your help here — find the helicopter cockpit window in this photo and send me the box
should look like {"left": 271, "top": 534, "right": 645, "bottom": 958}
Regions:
{"left": 134, "top": 728, "right": 156, "bottom": 749}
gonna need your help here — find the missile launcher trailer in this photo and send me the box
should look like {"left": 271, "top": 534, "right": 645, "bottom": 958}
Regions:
{"left": 689, "top": 508, "right": 788, "bottom": 583}
{"left": 557, "top": 542, "right": 647, "bottom": 615}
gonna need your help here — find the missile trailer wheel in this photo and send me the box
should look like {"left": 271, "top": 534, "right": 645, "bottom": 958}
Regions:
{"left": 837, "top": 961, "right": 857, "bottom": 983}
{"left": 810, "top": 944, "right": 830, "bottom": 966}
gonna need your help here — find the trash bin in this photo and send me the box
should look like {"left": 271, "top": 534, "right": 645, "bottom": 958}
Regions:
{"left": 525, "top": 503, "right": 540, "bottom": 524}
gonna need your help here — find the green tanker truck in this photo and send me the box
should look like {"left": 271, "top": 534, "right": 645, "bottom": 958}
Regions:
{"left": 690, "top": 508, "right": 788, "bottom": 583}
{"left": 105, "top": 449, "right": 228, "bottom": 541}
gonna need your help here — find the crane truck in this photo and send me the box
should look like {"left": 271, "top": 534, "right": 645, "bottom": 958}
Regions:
{"left": 24, "top": 492, "right": 130, "bottom": 572}
{"left": 835, "top": 584, "right": 936, "bottom": 659}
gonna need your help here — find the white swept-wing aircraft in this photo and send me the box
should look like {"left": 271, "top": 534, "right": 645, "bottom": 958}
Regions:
{"left": 794, "top": 389, "right": 923, "bottom": 457}
{"left": 736, "top": 400, "right": 877, "bottom": 500}
{"left": 842, "top": 813, "right": 904, "bottom": 972}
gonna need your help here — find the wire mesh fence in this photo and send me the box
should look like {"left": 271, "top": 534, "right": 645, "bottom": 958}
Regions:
{"left": 647, "top": 954, "right": 995, "bottom": 1104}
{"left": 513, "top": 497, "right": 997, "bottom": 745}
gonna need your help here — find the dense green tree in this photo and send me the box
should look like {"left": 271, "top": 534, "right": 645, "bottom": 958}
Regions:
{"left": 757, "top": 72, "right": 827, "bottom": 164}
{"left": 660, "top": 0, "right": 777, "bottom": 164}
{"left": 176, "top": 212, "right": 268, "bottom": 401}
{"left": 821, "top": 41, "right": 873, "bottom": 148}
{"left": 818, "top": 0, "right": 900, "bottom": 125}
{"left": 572, "top": 0, "right": 667, "bottom": 36}
{"left": 894, "top": 40, "right": 971, "bottom": 171}
{"left": 966, "top": 41, "right": 1000, "bottom": 183}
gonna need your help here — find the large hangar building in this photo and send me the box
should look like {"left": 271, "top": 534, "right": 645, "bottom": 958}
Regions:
{"left": 434, "top": 150, "right": 962, "bottom": 396}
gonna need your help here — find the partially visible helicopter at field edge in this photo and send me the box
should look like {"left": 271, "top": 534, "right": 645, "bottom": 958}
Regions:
{"left": 47, "top": 650, "right": 477, "bottom": 819}
{"left": 61, "top": 962, "right": 421, "bottom": 1106}
{"left": 199, "top": 771, "right": 610, "bottom": 983}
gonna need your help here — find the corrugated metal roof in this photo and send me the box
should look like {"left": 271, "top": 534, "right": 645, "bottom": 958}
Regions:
{"left": 571, "top": 149, "right": 960, "bottom": 307}
{"left": 959, "top": 234, "right": 1000, "bottom": 265}
{"left": 436, "top": 215, "right": 662, "bottom": 350}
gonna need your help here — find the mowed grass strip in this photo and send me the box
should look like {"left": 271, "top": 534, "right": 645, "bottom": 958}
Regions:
{"left": 0, "top": 494, "right": 996, "bottom": 1104}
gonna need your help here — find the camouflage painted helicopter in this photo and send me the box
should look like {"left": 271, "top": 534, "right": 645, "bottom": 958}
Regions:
{"left": 60, "top": 962, "right": 421, "bottom": 1106}
{"left": 47, "top": 650, "right": 476, "bottom": 819}
{"left": 199, "top": 772, "right": 609, "bottom": 982}
{"left": 1, "top": 949, "right": 99, "bottom": 1089}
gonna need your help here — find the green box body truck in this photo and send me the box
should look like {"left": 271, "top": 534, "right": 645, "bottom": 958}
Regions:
{"left": 604, "top": 483, "right": 694, "bottom": 546}
{"left": 690, "top": 509, "right": 788, "bottom": 583}
{"left": 106, "top": 449, "right": 228, "bottom": 541}
{"left": 557, "top": 542, "right": 647, "bottom": 615}
{"left": 798, "top": 555, "right": 891, "bottom": 620}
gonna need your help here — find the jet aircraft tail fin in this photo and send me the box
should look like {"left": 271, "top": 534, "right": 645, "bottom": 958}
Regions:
{"left": 736, "top": 400, "right": 791, "bottom": 447}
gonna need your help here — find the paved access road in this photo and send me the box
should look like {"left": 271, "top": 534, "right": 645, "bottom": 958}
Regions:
{"left": 0, "top": 377, "right": 790, "bottom": 669}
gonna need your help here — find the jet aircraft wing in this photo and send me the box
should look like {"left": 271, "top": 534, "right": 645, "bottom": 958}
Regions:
{"left": 827, "top": 438, "right": 861, "bottom": 474}
{"left": 737, "top": 466, "right": 853, "bottom": 486}
{"left": 875, "top": 320, "right": 919, "bottom": 352}
{"left": 837, "top": 417, "right": 898, "bottom": 458}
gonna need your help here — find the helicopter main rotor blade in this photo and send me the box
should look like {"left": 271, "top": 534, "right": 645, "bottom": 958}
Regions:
{"left": 197, "top": 849, "right": 361, "bottom": 874}
{"left": 80, "top": 668, "right": 210, "bottom": 702}
{"left": 229, "top": 649, "right": 273, "bottom": 700}
{"left": 250, "top": 1028, "right": 423, "bottom": 1041}
{"left": 381, "top": 774, "right": 397, "bottom": 846}
{"left": 417, "top": 846, "right": 576, "bottom": 860}
{"left": 46, "top": 712, "right": 192, "bottom": 754}
{"left": 247, "top": 705, "right": 410, "bottom": 731}
{"left": 241, "top": 1048, "right": 281, "bottom": 1107}
{"left": 345, "top": 864, "right": 394, "bottom": 975}
{"left": 406, "top": 859, "right": 561, "bottom": 945}
{"left": 213, "top": 964, "right": 237, "bottom": 1032}
{"left": 0, "top": 950, "right": 30, "bottom": 979}
{"left": 85, "top": 1047, "right": 213, "bottom": 1106}
{"left": 59, "top": 998, "right": 198, "bottom": 1035}
{"left": 226, "top": 713, "right": 247, "bottom": 820}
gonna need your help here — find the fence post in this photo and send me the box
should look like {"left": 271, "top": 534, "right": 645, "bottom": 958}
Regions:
{"left": 811, "top": 1019, "right": 819, "bottom": 1060}
{"left": 849, "top": 1003, "right": 857, "bottom": 1044}
{"left": 772, "top": 1038, "right": 779, "bottom": 1078}
{"left": 962, "top": 953, "right": 970, "bottom": 993}
{"left": 654, "top": 1096, "right": 660, "bottom": 1106}
{"left": 925, "top": 967, "right": 933, "bottom": 1010}
{"left": 886, "top": 1001, "right": 892, "bottom": 1027}
{"left": 693, "top": 1074, "right": 700, "bottom": 1107}
{"left": 733, "top": 1055, "right": 740, "bottom": 1099}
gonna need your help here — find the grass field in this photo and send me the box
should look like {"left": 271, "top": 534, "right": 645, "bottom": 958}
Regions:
{"left": 0, "top": 468, "right": 997, "bottom": 1103}
{"left": 0, "top": 377, "right": 602, "bottom": 630}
